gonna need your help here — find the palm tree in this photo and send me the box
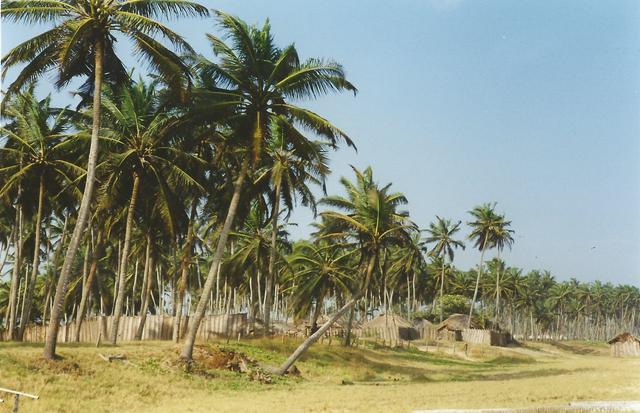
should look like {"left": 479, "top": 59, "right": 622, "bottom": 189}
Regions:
{"left": 424, "top": 216, "right": 465, "bottom": 323}
{"left": 276, "top": 166, "right": 415, "bottom": 375}
{"left": 181, "top": 11, "right": 356, "bottom": 361}
{"left": 1, "top": 0, "right": 208, "bottom": 359}
{"left": 287, "top": 240, "right": 356, "bottom": 333}
{"left": 466, "top": 203, "right": 502, "bottom": 328}
{"left": 491, "top": 218, "right": 514, "bottom": 323}
{"left": 387, "top": 232, "right": 427, "bottom": 320}
{"left": 0, "top": 89, "right": 82, "bottom": 340}
{"left": 255, "top": 120, "right": 330, "bottom": 334}
{"left": 96, "top": 79, "right": 204, "bottom": 344}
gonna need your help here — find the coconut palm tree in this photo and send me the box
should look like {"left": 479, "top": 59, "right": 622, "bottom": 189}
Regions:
{"left": 287, "top": 240, "right": 356, "bottom": 333}
{"left": 181, "top": 11, "right": 356, "bottom": 361}
{"left": 255, "top": 120, "right": 331, "bottom": 334}
{"left": 424, "top": 216, "right": 465, "bottom": 323}
{"left": 490, "top": 214, "right": 514, "bottom": 324}
{"left": 96, "top": 79, "right": 204, "bottom": 344}
{"left": 466, "top": 203, "right": 502, "bottom": 328}
{"left": 1, "top": 0, "right": 209, "bottom": 359}
{"left": 387, "top": 232, "right": 427, "bottom": 320}
{"left": 0, "top": 89, "right": 83, "bottom": 340}
{"left": 276, "top": 166, "right": 415, "bottom": 375}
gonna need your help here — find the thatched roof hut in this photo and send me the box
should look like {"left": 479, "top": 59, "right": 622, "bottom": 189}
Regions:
{"left": 608, "top": 332, "right": 640, "bottom": 357}
{"left": 363, "top": 314, "right": 412, "bottom": 329}
{"left": 413, "top": 318, "right": 436, "bottom": 341}
{"left": 436, "top": 313, "right": 477, "bottom": 332}
{"left": 361, "top": 314, "right": 419, "bottom": 343}
{"left": 413, "top": 318, "right": 434, "bottom": 329}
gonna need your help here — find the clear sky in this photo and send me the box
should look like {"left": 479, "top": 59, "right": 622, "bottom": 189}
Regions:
{"left": 2, "top": 0, "right": 639, "bottom": 285}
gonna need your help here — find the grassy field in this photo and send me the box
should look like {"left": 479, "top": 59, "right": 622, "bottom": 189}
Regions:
{"left": 1, "top": 338, "right": 638, "bottom": 412}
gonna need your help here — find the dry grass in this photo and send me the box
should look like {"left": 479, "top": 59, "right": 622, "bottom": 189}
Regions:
{"left": 0, "top": 339, "right": 638, "bottom": 413}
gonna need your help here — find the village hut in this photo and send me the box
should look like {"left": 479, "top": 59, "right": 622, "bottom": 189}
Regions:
{"left": 362, "top": 314, "right": 419, "bottom": 344}
{"left": 436, "top": 313, "right": 477, "bottom": 341}
{"left": 413, "top": 318, "right": 436, "bottom": 341}
{"left": 608, "top": 332, "right": 640, "bottom": 357}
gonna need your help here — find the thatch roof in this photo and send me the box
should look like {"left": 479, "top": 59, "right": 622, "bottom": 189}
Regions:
{"left": 608, "top": 332, "right": 640, "bottom": 345}
{"left": 363, "top": 314, "right": 413, "bottom": 330}
{"left": 413, "top": 318, "right": 434, "bottom": 329}
{"left": 436, "top": 313, "right": 477, "bottom": 331}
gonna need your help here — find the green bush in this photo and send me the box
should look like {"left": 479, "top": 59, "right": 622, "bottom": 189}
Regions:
{"left": 432, "top": 294, "right": 470, "bottom": 320}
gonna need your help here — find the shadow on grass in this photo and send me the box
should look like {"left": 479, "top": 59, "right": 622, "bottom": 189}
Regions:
{"left": 545, "top": 341, "right": 600, "bottom": 355}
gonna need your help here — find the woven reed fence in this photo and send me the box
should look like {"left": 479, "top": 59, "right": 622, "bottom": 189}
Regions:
{"left": 2, "top": 314, "right": 247, "bottom": 343}
{"left": 462, "top": 328, "right": 509, "bottom": 346}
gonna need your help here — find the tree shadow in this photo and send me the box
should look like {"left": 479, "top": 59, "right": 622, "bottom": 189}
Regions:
{"left": 545, "top": 341, "right": 599, "bottom": 355}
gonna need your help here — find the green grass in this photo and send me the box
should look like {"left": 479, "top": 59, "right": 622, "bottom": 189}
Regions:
{"left": 0, "top": 339, "right": 637, "bottom": 413}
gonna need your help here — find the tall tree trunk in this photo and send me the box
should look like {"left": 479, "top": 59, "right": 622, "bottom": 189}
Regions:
{"left": 0, "top": 228, "right": 13, "bottom": 279}
{"left": 468, "top": 232, "right": 489, "bottom": 328}
{"left": 109, "top": 173, "right": 140, "bottom": 344}
{"left": 74, "top": 230, "right": 102, "bottom": 342}
{"left": 343, "top": 303, "right": 356, "bottom": 346}
{"left": 309, "top": 298, "right": 322, "bottom": 335}
{"left": 7, "top": 200, "right": 22, "bottom": 339}
{"left": 494, "top": 251, "right": 502, "bottom": 326}
{"left": 135, "top": 236, "right": 154, "bottom": 340}
{"left": 264, "top": 179, "right": 282, "bottom": 335}
{"left": 172, "top": 202, "right": 197, "bottom": 343}
{"left": 439, "top": 257, "right": 446, "bottom": 324}
{"left": 181, "top": 157, "right": 250, "bottom": 360}
{"left": 276, "top": 254, "right": 377, "bottom": 375}
{"left": 44, "top": 39, "right": 104, "bottom": 360}
{"left": 17, "top": 175, "right": 45, "bottom": 340}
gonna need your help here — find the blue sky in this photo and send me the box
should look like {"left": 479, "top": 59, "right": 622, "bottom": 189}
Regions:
{"left": 2, "top": 0, "right": 639, "bottom": 285}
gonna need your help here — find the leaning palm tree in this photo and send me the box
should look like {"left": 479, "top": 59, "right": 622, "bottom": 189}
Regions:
{"left": 466, "top": 203, "right": 501, "bottom": 328}
{"left": 181, "top": 11, "right": 356, "bottom": 361}
{"left": 1, "top": 0, "right": 209, "bottom": 359}
{"left": 0, "top": 89, "right": 82, "bottom": 340}
{"left": 424, "top": 216, "right": 465, "bottom": 323}
{"left": 276, "top": 166, "right": 415, "bottom": 375}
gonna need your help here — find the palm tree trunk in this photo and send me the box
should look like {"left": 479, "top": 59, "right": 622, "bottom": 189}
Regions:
{"left": 264, "top": 179, "right": 282, "bottom": 335}
{"left": 44, "top": 39, "right": 104, "bottom": 360}
{"left": 468, "top": 232, "right": 489, "bottom": 328}
{"left": 110, "top": 172, "right": 141, "bottom": 344}
{"left": 309, "top": 299, "right": 322, "bottom": 335}
{"left": 181, "top": 157, "right": 250, "bottom": 360}
{"left": 440, "top": 257, "right": 446, "bottom": 324}
{"left": 494, "top": 251, "right": 502, "bottom": 326}
{"left": 74, "top": 230, "right": 102, "bottom": 342}
{"left": 343, "top": 303, "right": 356, "bottom": 346}
{"left": 17, "top": 175, "right": 45, "bottom": 340}
{"left": 135, "top": 236, "right": 154, "bottom": 340}
{"left": 412, "top": 271, "right": 417, "bottom": 315}
{"left": 172, "top": 202, "right": 197, "bottom": 343}
{"left": 7, "top": 200, "right": 22, "bottom": 339}
{"left": 0, "top": 228, "right": 13, "bottom": 279}
{"left": 276, "top": 254, "right": 377, "bottom": 375}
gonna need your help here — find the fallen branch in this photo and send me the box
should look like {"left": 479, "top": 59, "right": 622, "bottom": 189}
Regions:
{"left": 97, "top": 353, "right": 126, "bottom": 362}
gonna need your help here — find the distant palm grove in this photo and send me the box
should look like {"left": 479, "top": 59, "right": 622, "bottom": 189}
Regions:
{"left": 0, "top": 1, "right": 638, "bottom": 369}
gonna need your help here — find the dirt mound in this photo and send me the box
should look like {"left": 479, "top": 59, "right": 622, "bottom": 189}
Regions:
{"left": 184, "top": 345, "right": 273, "bottom": 384}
